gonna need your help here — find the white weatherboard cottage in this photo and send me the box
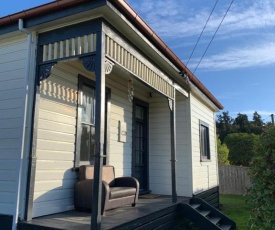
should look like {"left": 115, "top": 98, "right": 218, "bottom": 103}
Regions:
{"left": 0, "top": 0, "right": 223, "bottom": 229}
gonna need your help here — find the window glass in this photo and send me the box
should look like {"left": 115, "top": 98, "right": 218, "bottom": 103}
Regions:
{"left": 80, "top": 124, "right": 95, "bottom": 163}
{"left": 78, "top": 81, "right": 96, "bottom": 165}
{"left": 200, "top": 121, "right": 210, "bottom": 161}
{"left": 81, "top": 84, "right": 95, "bottom": 124}
{"left": 75, "top": 76, "right": 109, "bottom": 167}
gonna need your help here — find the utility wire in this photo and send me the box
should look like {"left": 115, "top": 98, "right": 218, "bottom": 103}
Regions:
{"left": 186, "top": 0, "right": 219, "bottom": 67}
{"left": 193, "top": 0, "right": 235, "bottom": 73}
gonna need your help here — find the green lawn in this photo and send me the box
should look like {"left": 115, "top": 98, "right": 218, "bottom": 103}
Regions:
{"left": 220, "top": 194, "right": 251, "bottom": 230}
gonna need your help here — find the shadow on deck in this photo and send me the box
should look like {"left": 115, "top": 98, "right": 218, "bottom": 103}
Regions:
{"left": 18, "top": 195, "right": 191, "bottom": 230}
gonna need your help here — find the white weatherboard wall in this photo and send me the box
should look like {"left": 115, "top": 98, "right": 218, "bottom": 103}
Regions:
{"left": 175, "top": 92, "right": 193, "bottom": 197}
{"left": 0, "top": 36, "right": 27, "bottom": 216}
{"left": 33, "top": 63, "right": 78, "bottom": 217}
{"left": 107, "top": 74, "right": 133, "bottom": 177}
{"left": 107, "top": 73, "right": 151, "bottom": 177}
{"left": 33, "top": 60, "right": 137, "bottom": 217}
{"left": 189, "top": 93, "right": 218, "bottom": 194}
{"left": 149, "top": 94, "right": 171, "bottom": 195}
{"left": 149, "top": 92, "right": 191, "bottom": 196}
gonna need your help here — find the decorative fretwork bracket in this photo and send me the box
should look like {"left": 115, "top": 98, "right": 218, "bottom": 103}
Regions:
{"left": 168, "top": 98, "right": 173, "bottom": 111}
{"left": 37, "top": 62, "right": 57, "bottom": 85}
{"left": 80, "top": 55, "right": 115, "bottom": 74}
{"left": 105, "top": 58, "right": 114, "bottom": 75}
{"left": 80, "top": 55, "right": 96, "bottom": 72}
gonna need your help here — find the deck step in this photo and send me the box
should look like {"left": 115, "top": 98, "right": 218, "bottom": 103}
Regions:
{"left": 199, "top": 210, "right": 211, "bottom": 217}
{"left": 190, "top": 203, "right": 201, "bottom": 209}
{"left": 179, "top": 198, "right": 236, "bottom": 230}
{"left": 220, "top": 224, "right": 232, "bottom": 230}
{"left": 208, "top": 217, "right": 221, "bottom": 225}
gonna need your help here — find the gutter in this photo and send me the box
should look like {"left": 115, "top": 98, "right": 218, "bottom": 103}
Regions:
{"left": 13, "top": 19, "right": 33, "bottom": 230}
{"left": 0, "top": 0, "right": 91, "bottom": 26}
{"left": 0, "top": 0, "right": 223, "bottom": 110}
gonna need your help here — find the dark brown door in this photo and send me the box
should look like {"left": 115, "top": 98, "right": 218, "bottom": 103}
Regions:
{"left": 132, "top": 99, "right": 149, "bottom": 193}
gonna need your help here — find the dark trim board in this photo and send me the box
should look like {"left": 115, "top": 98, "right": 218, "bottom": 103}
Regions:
{"left": 0, "top": 214, "right": 13, "bottom": 230}
{"left": 132, "top": 98, "right": 149, "bottom": 193}
{"left": 26, "top": 1, "right": 106, "bottom": 29}
{"left": 0, "top": 24, "right": 18, "bottom": 36}
{"left": 0, "top": 1, "right": 107, "bottom": 36}
{"left": 25, "top": 82, "right": 41, "bottom": 221}
{"left": 38, "top": 18, "right": 103, "bottom": 45}
{"left": 193, "top": 186, "right": 219, "bottom": 209}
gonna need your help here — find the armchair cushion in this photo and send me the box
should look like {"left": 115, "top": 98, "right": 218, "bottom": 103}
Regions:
{"left": 109, "top": 187, "right": 137, "bottom": 199}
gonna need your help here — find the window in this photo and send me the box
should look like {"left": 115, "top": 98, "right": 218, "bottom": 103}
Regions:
{"left": 75, "top": 75, "right": 109, "bottom": 167}
{"left": 76, "top": 76, "right": 96, "bottom": 166}
{"left": 200, "top": 120, "right": 210, "bottom": 161}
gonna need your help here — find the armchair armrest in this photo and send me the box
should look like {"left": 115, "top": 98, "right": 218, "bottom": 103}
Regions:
{"left": 114, "top": 177, "right": 139, "bottom": 204}
{"left": 74, "top": 179, "right": 94, "bottom": 210}
{"left": 101, "top": 180, "right": 110, "bottom": 213}
{"left": 115, "top": 177, "right": 139, "bottom": 189}
{"left": 74, "top": 179, "right": 111, "bottom": 214}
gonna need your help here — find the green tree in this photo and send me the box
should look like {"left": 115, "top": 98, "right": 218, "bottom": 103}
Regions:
{"left": 216, "top": 111, "right": 235, "bottom": 143}
{"left": 224, "top": 133, "right": 260, "bottom": 166}
{"left": 252, "top": 111, "right": 264, "bottom": 126}
{"left": 250, "top": 111, "right": 265, "bottom": 135}
{"left": 217, "top": 138, "right": 230, "bottom": 165}
{"left": 234, "top": 113, "right": 250, "bottom": 133}
{"left": 247, "top": 127, "right": 275, "bottom": 229}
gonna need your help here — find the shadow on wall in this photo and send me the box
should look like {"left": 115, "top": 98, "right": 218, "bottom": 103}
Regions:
{"left": 32, "top": 169, "right": 77, "bottom": 218}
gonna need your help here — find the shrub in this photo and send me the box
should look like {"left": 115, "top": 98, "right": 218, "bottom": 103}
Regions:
{"left": 246, "top": 127, "right": 275, "bottom": 229}
{"left": 217, "top": 138, "right": 230, "bottom": 165}
{"left": 225, "top": 133, "right": 260, "bottom": 166}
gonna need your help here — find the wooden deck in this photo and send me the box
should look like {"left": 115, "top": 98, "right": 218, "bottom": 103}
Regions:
{"left": 18, "top": 195, "right": 191, "bottom": 230}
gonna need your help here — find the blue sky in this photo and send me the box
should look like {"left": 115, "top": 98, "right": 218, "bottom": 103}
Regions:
{"left": 1, "top": 0, "right": 275, "bottom": 122}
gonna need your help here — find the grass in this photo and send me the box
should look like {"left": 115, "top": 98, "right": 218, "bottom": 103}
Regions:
{"left": 220, "top": 194, "right": 251, "bottom": 230}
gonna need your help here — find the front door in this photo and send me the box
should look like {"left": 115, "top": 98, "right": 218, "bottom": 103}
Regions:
{"left": 132, "top": 99, "right": 149, "bottom": 193}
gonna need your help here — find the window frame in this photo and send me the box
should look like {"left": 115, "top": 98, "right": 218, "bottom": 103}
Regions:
{"left": 199, "top": 120, "right": 211, "bottom": 162}
{"left": 74, "top": 74, "right": 110, "bottom": 168}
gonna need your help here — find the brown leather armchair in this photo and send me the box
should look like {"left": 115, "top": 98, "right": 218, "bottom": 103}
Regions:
{"left": 74, "top": 165, "right": 139, "bottom": 214}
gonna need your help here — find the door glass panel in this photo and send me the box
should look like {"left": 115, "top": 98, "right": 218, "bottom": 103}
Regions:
{"left": 135, "top": 106, "right": 144, "bottom": 119}
{"left": 140, "top": 125, "right": 143, "bottom": 164}
{"left": 135, "top": 123, "right": 145, "bottom": 165}
{"left": 133, "top": 102, "right": 148, "bottom": 191}
{"left": 135, "top": 126, "right": 140, "bottom": 164}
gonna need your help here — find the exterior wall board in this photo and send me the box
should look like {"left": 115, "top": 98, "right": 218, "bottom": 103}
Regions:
{"left": 175, "top": 93, "right": 193, "bottom": 197}
{"left": 0, "top": 36, "right": 27, "bottom": 216}
{"left": 190, "top": 93, "right": 218, "bottom": 194}
{"left": 149, "top": 93, "right": 191, "bottom": 196}
{"left": 149, "top": 95, "right": 171, "bottom": 195}
{"left": 33, "top": 62, "right": 78, "bottom": 218}
{"left": 32, "top": 60, "right": 137, "bottom": 217}
{"left": 107, "top": 74, "right": 133, "bottom": 177}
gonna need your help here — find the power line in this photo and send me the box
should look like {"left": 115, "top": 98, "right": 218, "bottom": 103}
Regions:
{"left": 193, "top": 0, "right": 235, "bottom": 73}
{"left": 186, "top": 0, "right": 219, "bottom": 67}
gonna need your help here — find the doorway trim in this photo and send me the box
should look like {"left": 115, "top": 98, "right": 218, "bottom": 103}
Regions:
{"left": 132, "top": 98, "right": 149, "bottom": 194}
